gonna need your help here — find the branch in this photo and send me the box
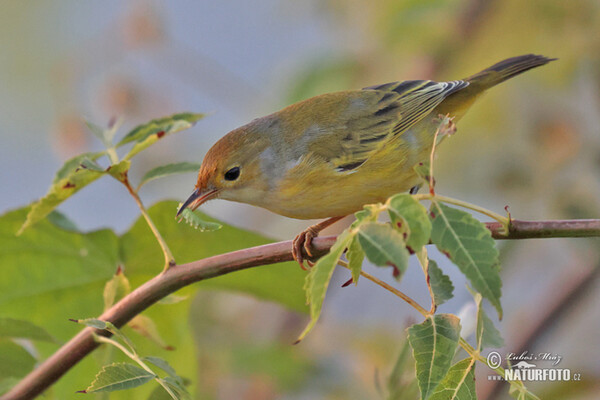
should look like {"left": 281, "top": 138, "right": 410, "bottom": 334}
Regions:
{"left": 3, "top": 219, "right": 599, "bottom": 400}
{"left": 486, "top": 218, "right": 600, "bottom": 239}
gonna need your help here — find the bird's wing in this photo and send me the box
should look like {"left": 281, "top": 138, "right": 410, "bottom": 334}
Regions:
{"left": 308, "top": 80, "right": 468, "bottom": 172}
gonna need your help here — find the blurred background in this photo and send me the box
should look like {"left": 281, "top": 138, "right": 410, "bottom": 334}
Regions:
{"left": 1, "top": 1, "right": 599, "bottom": 399}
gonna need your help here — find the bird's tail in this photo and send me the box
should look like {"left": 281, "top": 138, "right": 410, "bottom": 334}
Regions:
{"left": 464, "top": 54, "right": 557, "bottom": 90}
{"left": 434, "top": 54, "right": 556, "bottom": 121}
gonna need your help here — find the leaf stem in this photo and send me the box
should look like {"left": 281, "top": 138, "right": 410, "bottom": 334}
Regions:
{"left": 106, "top": 147, "right": 119, "bottom": 165}
{"left": 337, "top": 260, "right": 428, "bottom": 317}
{"left": 122, "top": 179, "right": 175, "bottom": 270}
{"left": 414, "top": 194, "right": 509, "bottom": 226}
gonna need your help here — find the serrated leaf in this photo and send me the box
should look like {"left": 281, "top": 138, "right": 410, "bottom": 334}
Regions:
{"left": 346, "top": 236, "right": 364, "bottom": 285}
{"left": 178, "top": 206, "right": 222, "bottom": 232}
{"left": 84, "top": 363, "right": 155, "bottom": 393}
{"left": 297, "top": 230, "right": 353, "bottom": 342}
{"left": 118, "top": 113, "right": 204, "bottom": 159}
{"left": 407, "top": 314, "right": 461, "bottom": 400}
{"left": 475, "top": 293, "right": 504, "bottom": 350}
{"left": 428, "top": 358, "right": 476, "bottom": 400}
{"left": 18, "top": 162, "right": 104, "bottom": 234}
{"left": 428, "top": 260, "right": 454, "bottom": 306}
{"left": 0, "top": 318, "right": 57, "bottom": 343}
{"left": 351, "top": 205, "right": 380, "bottom": 229}
{"left": 357, "top": 222, "right": 409, "bottom": 280}
{"left": 103, "top": 268, "right": 131, "bottom": 310}
{"left": 129, "top": 315, "right": 173, "bottom": 351}
{"left": 52, "top": 151, "right": 105, "bottom": 184}
{"left": 430, "top": 202, "right": 502, "bottom": 318}
{"left": 143, "top": 357, "right": 178, "bottom": 379}
{"left": 138, "top": 162, "right": 201, "bottom": 190}
{"left": 387, "top": 193, "right": 432, "bottom": 252}
{"left": 18, "top": 154, "right": 130, "bottom": 234}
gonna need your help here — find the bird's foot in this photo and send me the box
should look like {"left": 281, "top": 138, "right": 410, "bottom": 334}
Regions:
{"left": 291, "top": 216, "right": 346, "bottom": 270}
{"left": 292, "top": 226, "right": 319, "bottom": 270}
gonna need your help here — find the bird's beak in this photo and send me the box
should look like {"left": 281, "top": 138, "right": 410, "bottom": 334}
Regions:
{"left": 176, "top": 188, "right": 219, "bottom": 217}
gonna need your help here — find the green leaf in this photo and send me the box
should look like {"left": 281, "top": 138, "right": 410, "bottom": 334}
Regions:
{"left": 79, "top": 157, "right": 106, "bottom": 172}
{"left": 430, "top": 202, "right": 503, "bottom": 318}
{"left": 509, "top": 385, "right": 541, "bottom": 400}
{"left": 351, "top": 205, "right": 380, "bottom": 229}
{"left": 407, "top": 314, "right": 461, "bottom": 400}
{"left": 157, "top": 377, "right": 191, "bottom": 400}
{"left": 387, "top": 337, "right": 420, "bottom": 400}
{"left": 177, "top": 207, "right": 222, "bottom": 232}
{"left": 138, "top": 162, "right": 201, "bottom": 190}
{"left": 297, "top": 230, "right": 353, "bottom": 342}
{"left": 83, "top": 363, "right": 155, "bottom": 393}
{"left": 346, "top": 236, "right": 364, "bottom": 285}
{"left": 2, "top": 207, "right": 119, "bottom": 327}
{"left": 0, "top": 339, "right": 37, "bottom": 379}
{"left": 157, "top": 294, "right": 188, "bottom": 305}
{"left": 85, "top": 120, "right": 110, "bottom": 145}
{"left": 118, "top": 113, "right": 204, "bottom": 159}
{"left": 387, "top": 193, "right": 432, "bottom": 252}
{"left": 103, "top": 267, "right": 131, "bottom": 310}
{"left": 78, "top": 319, "right": 137, "bottom": 353}
{"left": 46, "top": 210, "right": 80, "bottom": 232}
{"left": 77, "top": 318, "right": 111, "bottom": 330}
{"left": 413, "top": 161, "right": 432, "bottom": 184}
{"left": 0, "top": 377, "right": 20, "bottom": 396}
{"left": 428, "top": 260, "right": 454, "bottom": 306}
{"left": 0, "top": 318, "right": 57, "bottom": 343}
{"left": 142, "top": 357, "right": 178, "bottom": 379}
{"left": 475, "top": 293, "right": 504, "bottom": 350}
{"left": 129, "top": 315, "right": 173, "bottom": 351}
{"left": 357, "top": 222, "right": 409, "bottom": 280}
{"left": 428, "top": 358, "right": 476, "bottom": 400}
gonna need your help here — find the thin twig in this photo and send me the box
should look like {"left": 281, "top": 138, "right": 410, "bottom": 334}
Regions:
{"left": 337, "top": 260, "right": 428, "bottom": 317}
{"left": 122, "top": 178, "right": 175, "bottom": 269}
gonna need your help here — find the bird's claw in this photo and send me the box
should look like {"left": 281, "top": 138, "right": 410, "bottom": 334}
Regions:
{"left": 292, "top": 227, "right": 318, "bottom": 270}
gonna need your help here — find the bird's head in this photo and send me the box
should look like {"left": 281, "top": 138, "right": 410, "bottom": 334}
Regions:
{"left": 177, "top": 124, "right": 270, "bottom": 217}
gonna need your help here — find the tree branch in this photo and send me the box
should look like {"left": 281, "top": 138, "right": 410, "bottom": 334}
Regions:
{"left": 3, "top": 219, "right": 599, "bottom": 400}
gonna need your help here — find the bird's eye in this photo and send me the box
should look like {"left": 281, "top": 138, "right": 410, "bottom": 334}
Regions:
{"left": 224, "top": 166, "right": 240, "bottom": 181}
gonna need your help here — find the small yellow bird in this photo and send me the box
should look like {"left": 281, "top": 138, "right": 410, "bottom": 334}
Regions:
{"left": 178, "top": 54, "right": 555, "bottom": 266}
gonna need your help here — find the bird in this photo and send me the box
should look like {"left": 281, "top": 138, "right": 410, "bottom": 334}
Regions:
{"left": 177, "top": 54, "right": 555, "bottom": 267}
